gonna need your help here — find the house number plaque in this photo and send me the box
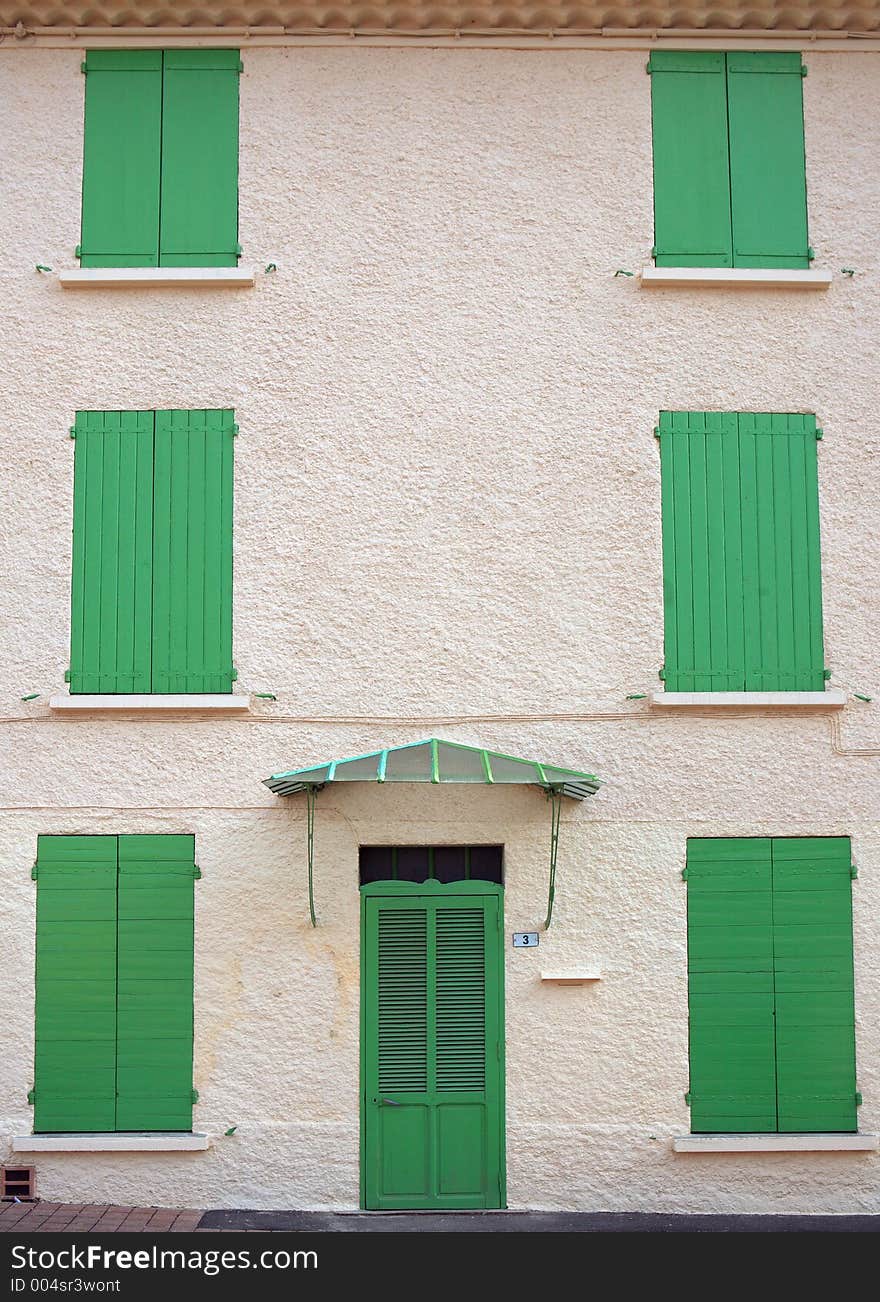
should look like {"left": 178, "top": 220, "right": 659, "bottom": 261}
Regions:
{"left": 512, "top": 932, "right": 539, "bottom": 948}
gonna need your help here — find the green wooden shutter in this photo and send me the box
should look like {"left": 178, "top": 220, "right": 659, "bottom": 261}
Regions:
{"left": 151, "top": 410, "right": 235, "bottom": 693}
{"left": 727, "top": 53, "right": 810, "bottom": 269}
{"left": 649, "top": 52, "right": 733, "bottom": 267}
{"left": 70, "top": 411, "right": 155, "bottom": 694}
{"left": 771, "top": 838, "right": 857, "bottom": 1132}
{"left": 116, "top": 835, "right": 195, "bottom": 1131}
{"left": 659, "top": 411, "right": 825, "bottom": 692}
{"left": 686, "top": 838, "right": 777, "bottom": 1133}
{"left": 80, "top": 51, "right": 162, "bottom": 267}
{"left": 34, "top": 836, "right": 118, "bottom": 1133}
{"left": 159, "top": 50, "right": 240, "bottom": 267}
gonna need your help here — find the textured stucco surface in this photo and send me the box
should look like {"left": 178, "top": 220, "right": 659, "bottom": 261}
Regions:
{"left": 1, "top": 47, "right": 879, "bottom": 1213}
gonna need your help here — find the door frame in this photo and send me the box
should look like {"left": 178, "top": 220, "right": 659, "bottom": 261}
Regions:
{"left": 359, "top": 878, "right": 506, "bottom": 1210}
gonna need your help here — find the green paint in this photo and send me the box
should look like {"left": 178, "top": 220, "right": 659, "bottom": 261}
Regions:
{"left": 650, "top": 51, "right": 809, "bottom": 268}
{"left": 659, "top": 411, "right": 825, "bottom": 691}
{"left": 361, "top": 882, "right": 505, "bottom": 1210}
{"left": 20, "top": 694, "right": 40, "bottom": 702}
{"left": 80, "top": 50, "right": 239, "bottom": 268}
{"left": 225, "top": 1126, "right": 237, "bottom": 1136}
{"left": 686, "top": 837, "right": 857, "bottom": 1134}
{"left": 854, "top": 693, "right": 873, "bottom": 703}
{"left": 33, "top": 834, "right": 197, "bottom": 1134}
{"left": 70, "top": 410, "right": 234, "bottom": 694}
{"left": 151, "top": 410, "right": 235, "bottom": 693}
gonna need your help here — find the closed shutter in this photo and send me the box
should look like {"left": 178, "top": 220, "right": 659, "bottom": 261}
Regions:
{"left": 159, "top": 50, "right": 241, "bottom": 267}
{"left": 151, "top": 410, "right": 235, "bottom": 693}
{"left": 727, "top": 53, "right": 810, "bottom": 269}
{"left": 34, "top": 836, "right": 118, "bottom": 1133}
{"left": 649, "top": 52, "right": 733, "bottom": 267}
{"left": 686, "top": 838, "right": 777, "bottom": 1133}
{"left": 772, "top": 838, "right": 857, "bottom": 1132}
{"left": 70, "top": 411, "right": 154, "bottom": 694}
{"left": 659, "top": 411, "right": 825, "bottom": 692}
{"left": 116, "top": 835, "right": 195, "bottom": 1131}
{"left": 80, "top": 51, "right": 162, "bottom": 267}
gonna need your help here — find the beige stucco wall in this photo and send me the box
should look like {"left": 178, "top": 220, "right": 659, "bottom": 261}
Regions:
{"left": 1, "top": 46, "right": 879, "bottom": 1213}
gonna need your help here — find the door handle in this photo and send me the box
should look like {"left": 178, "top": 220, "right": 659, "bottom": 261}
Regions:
{"left": 373, "top": 1097, "right": 400, "bottom": 1106}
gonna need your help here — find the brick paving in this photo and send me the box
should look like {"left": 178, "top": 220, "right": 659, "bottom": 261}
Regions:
{"left": 0, "top": 1201, "right": 205, "bottom": 1233}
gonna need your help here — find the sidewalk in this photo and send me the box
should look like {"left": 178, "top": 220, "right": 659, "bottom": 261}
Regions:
{"left": 3, "top": 1203, "right": 879, "bottom": 1232}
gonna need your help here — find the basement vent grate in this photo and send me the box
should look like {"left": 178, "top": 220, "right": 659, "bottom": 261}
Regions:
{"left": 1, "top": 1166, "right": 36, "bottom": 1201}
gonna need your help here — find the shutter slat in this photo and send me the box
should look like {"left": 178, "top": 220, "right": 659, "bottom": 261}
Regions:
{"left": 70, "top": 411, "right": 154, "bottom": 694}
{"left": 686, "top": 839, "right": 777, "bottom": 1133}
{"left": 116, "top": 835, "right": 195, "bottom": 1131}
{"left": 771, "top": 838, "right": 857, "bottom": 1133}
{"left": 649, "top": 51, "right": 733, "bottom": 267}
{"left": 727, "top": 53, "right": 810, "bottom": 268}
{"left": 159, "top": 49, "right": 240, "bottom": 266}
{"left": 80, "top": 51, "right": 162, "bottom": 267}
{"left": 436, "top": 909, "right": 486, "bottom": 1092}
{"left": 151, "top": 410, "right": 234, "bottom": 693}
{"left": 34, "top": 836, "right": 118, "bottom": 1133}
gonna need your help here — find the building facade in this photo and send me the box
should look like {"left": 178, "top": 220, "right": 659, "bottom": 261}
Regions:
{"left": 1, "top": 2, "right": 879, "bottom": 1214}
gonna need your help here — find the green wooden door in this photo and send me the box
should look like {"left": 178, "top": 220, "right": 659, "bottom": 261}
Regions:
{"left": 361, "top": 881, "right": 505, "bottom": 1210}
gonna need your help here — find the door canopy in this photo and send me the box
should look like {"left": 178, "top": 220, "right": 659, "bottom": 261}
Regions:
{"left": 263, "top": 739, "right": 601, "bottom": 930}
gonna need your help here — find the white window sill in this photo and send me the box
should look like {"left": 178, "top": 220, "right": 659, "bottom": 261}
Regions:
{"left": 57, "top": 267, "right": 256, "bottom": 289}
{"left": 12, "top": 1133, "right": 210, "bottom": 1153}
{"left": 674, "top": 1134, "right": 878, "bottom": 1154}
{"left": 540, "top": 971, "right": 602, "bottom": 984}
{"left": 50, "top": 692, "right": 250, "bottom": 715}
{"left": 651, "top": 690, "right": 846, "bottom": 710}
{"left": 639, "top": 267, "right": 833, "bottom": 290}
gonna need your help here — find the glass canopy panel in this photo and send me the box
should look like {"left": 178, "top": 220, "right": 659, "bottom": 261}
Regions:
{"left": 484, "top": 754, "right": 542, "bottom": 783}
{"left": 384, "top": 743, "right": 434, "bottom": 780}
{"left": 275, "top": 763, "right": 331, "bottom": 785}
{"left": 436, "top": 743, "right": 487, "bottom": 782}
{"left": 331, "top": 754, "right": 383, "bottom": 781}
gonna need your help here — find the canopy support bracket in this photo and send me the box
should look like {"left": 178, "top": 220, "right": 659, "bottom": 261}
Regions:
{"left": 544, "top": 788, "right": 563, "bottom": 930}
{"left": 306, "top": 784, "right": 318, "bottom": 927}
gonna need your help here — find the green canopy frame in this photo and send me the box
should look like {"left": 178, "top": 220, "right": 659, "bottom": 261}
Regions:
{"left": 263, "top": 738, "right": 600, "bottom": 929}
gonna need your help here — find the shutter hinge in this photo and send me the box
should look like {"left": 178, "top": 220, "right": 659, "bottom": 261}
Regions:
{"left": 855, "top": 1091, "right": 863, "bottom": 1106}
{"left": 193, "top": 864, "right": 202, "bottom": 880}
{"left": 27, "top": 1088, "right": 35, "bottom": 1105}
{"left": 684, "top": 1091, "right": 692, "bottom": 1106}
{"left": 81, "top": 61, "right": 87, "bottom": 74}
{"left": 192, "top": 1088, "right": 200, "bottom": 1104}
{"left": 823, "top": 668, "right": 832, "bottom": 680}
{"left": 231, "top": 667, "right": 238, "bottom": 682}
{"left": 815, "top": 427, "right": 823, "bottom": 439}
{"left": 238, "top": 59, "right": 244, "bottom": 72}
{"left": 231, "top": 424, "right": 239, "bottom": 437}
{"left": 658, "top": 666, "right": 666, "bottom": 681}
{"left": 64, "top": 668, "right": 71, "bottom": 683}
{"left": 851, "top": 863, "right": 858, "bottom": 879}
{"left": 235, "top": 243, "right": 243, "bottom": 256}
{"left": 681, "top": 866, "right": 689, "bottom": 881}
{"left": 650, "top": 246, "right": 658, "bottom": 258}
{"left": 74, "top": 245, "right": 82, "bottom": 260}
{"left": 801, "top": 64, "right": 808, "bottom": 76}
{"left": 646, "top": 61, "right": 652, "bottom": 73}
{"left": 69, "top": 426, "right": 76, "bottom": 439}
{"left": 807, "top": 246, "right": 816, "bottom": 261}
{"left": 31, "top": 862, "right": 38, "bottom": 880}
{"left": 653, "top": 426, "right": 661, "bottom": 439}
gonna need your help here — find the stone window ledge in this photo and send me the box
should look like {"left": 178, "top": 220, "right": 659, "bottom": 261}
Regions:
{"left": 674, "top": 1134, "right": 878, "bottom": 1153}
{"left": 49, "top": 692, "right": 250, "bottom": 715}
{"left": 540, "top": 971, "right": 602, "bottom": 984}
{"left": 651, "top": 691, "right": 847, "bottom": 710}
{"left": 57, "top": 267, "right": 256, "bottom": 289}
{"left": 639, "top": 267, "right": 833, "bottom": 290}
{"left": 12, "top": 1133, "right": 210, "bottom": 1153}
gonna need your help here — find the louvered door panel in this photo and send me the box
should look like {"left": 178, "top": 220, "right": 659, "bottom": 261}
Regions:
{"left": 436, "top": 908, "right": 486, "bottom": 1091}
{"left": 376, "top": 908, "right": 427, "bottom": 1093}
